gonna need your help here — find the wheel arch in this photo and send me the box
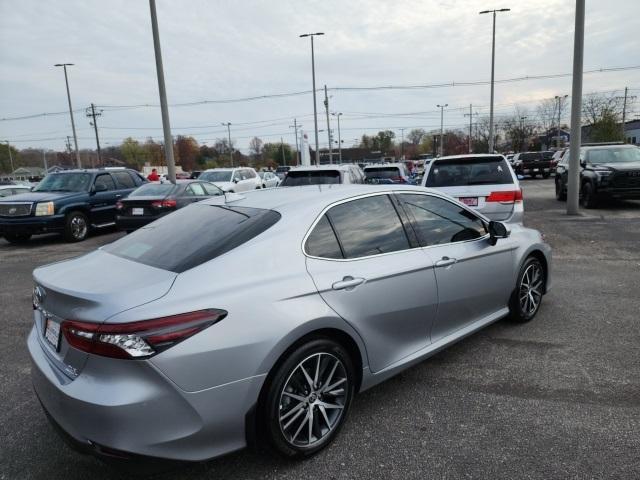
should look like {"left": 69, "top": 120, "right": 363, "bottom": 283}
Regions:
{"left": 523, "top": 249, "right": 549, "bottom": 294}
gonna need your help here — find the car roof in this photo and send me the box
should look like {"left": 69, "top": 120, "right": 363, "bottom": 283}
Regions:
{"left": 433, "top": 154, "right": 505, "bottom": 161}
{"left": 581, "top": 143, "right": 638, "bottom": 150}
{"left": 363, "top": 163, "right": 405, "bottom": 169}
{"left": 287, "top": 165, "right": 354, "bottom": 172}
{"left": 200, "top": 184, "right": 439, "bottom": 214}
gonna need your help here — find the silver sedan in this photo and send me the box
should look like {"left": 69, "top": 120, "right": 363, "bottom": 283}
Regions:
{"left": 29, "top": 184, "right": 551, "bottom": 464}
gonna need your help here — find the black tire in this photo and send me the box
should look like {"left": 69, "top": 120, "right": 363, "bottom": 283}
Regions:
{"left": 530, "top": 173, "right": 537, "bottom": 179}
{"left": 542, "top": 172, "right": 550, "bottom": 179}
{"left": 580, "top": 182, "right": 598, "bottom": 209}
{"left": 262, "top": 184, "right": 266, "bottom": 189}
{"left": 4, "top": 233, "right": 32, "bottom": 244}
{"left": 262, "top": 338, "right": 355, "bottom": 458}
{"left": 555, "top": 179, "right": 566, "bottom": 201}
{"left": 63, "top": 211, "right": 89, "bottom": 242}
{"left": 509, "top": 256, "right": 545, "bottom": 323}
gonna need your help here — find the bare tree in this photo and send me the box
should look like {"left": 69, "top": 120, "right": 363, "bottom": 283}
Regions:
{"left": 249, "top": 136, "right": 263, "bottom": 162}
{"left": 406, "top": 128, "right": 427, "bottom": 146}
{"left": 582, "top": 92, "right": 623, "bottom": 126}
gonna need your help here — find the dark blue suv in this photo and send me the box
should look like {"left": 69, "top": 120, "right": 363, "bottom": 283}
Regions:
{"left": 0, "top": 168, "right": 146, "bottom": 243}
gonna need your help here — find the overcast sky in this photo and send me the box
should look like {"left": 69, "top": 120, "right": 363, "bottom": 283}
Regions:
{"left": 1, "top": 0, "right": 638, "bottom": 154}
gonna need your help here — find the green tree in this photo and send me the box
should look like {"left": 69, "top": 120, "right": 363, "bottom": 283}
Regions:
{"left": 263, "top": 142, "right": 293, "bottom": 166}
{"left": 0, "top": 143, "right": 19, "bottom": 173}
{"left": 120, "top": 137, "right": 146, "bottom": 167}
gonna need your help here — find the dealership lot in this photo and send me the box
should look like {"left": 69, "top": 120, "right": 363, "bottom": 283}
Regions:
{"left": 1, "top": 179, "right": 639, "bottom": 479}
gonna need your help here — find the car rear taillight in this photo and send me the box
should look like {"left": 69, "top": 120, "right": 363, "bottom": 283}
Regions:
{"left": 61, "top": 309, "right": 227, "bottom": 359}
{"left": 115, "top": 201, "right": 124, "bottom": 210}
{"left": 151, "top": 198, "right": 177, "bottom": 208}
{"left": 486, "top": 189, "right": 523, "bottom": 203}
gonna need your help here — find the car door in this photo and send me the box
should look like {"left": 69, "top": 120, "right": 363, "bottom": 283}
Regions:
{"left": 397, "top": 192, "right": 515, "bottom": 343}
{"left": 305, "top": 193, "right": 438, "bottom": 373}
{"left": 90, "top": 173, "right": 118, "bottom": 225}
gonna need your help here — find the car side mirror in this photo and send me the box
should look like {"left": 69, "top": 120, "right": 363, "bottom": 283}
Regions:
{"left": 488, "top": 221, "right": 510, "bottom": 246}
{"left": 580, "top": 159, "right": 586, "bottom": 168}
{"left": 233, "top": 178, "right": 239, "bottom": 183}
{"left": 94, "top": 183, "right": 108, "bottom": 193}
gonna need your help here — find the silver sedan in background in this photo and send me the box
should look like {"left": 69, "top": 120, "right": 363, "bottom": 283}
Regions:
{"left": 29, "top": 185, "right": 551, "bottom": 465}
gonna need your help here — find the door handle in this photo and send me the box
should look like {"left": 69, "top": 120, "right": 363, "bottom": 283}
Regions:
{"left": 435, "top": 256, "right": 457, "bottom": 268}
{"left": 332, "top": 276, "right": 365, "bottom": 291}
{"left": 115, "top": 194, "right": 122, "bottom": 198}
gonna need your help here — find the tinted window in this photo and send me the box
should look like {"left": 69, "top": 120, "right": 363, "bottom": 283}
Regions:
{"left": 113, "top": 171, "right": 136, "bottom": 189}
{"left": 399, "top": 194, "right": 486, "bottom": 246}
{"left": 103, "top": 204, "right": 281, "bottom": 273}
{"left": 586, "top": 147, "right": 640, "bottom": 164}
{"left": 94, "top": 174, "right": 116, "bottom": 191}
{"left": 200, "top": 171, "right": 233, "bottom": 182}
{"left": 34, "top": 173, "right": 92, "bottom": 192}
{"left": 305, "top": 215, "right": 343, "bottom": 259}
{"left": 364, "top": 167, "right": 401, "bottom": 179}
{"left": 327, "top": 195, "right": 409, "bottom": 259}
{"left": 201, "top": 182, "right": 223, "bottom": 196}
{"left": 131, "top": 183, "right": 177, "bottom": 197}
{"left": 426, "top": 157, "right": 513, "bottom": 187}
{"left": 188, "top": 183, "right": 206, "bottom": 196}
{"left": 281, "top": 170, "right": 341, "bottom": 186}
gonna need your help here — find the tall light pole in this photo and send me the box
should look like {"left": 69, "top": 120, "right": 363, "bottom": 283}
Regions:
{"left": 437, "top": 104, "right": 448, "bottom": 156}
{"left": 54, "top": 63, "right": 81, "bottom": 168}
{"left": 332, "top": 112, "right": 343, "bottom": 163}
{"left": 2, "top": 141, "right": 14, "bottom": 173}
{"left": 300, "top": 32, "right": 324, "bottom": 165}
{"left": 479, "top": 8, "right": 510, "bottom": 153}
{"left": 149, "top": 0, "right": 176, "bottom": 183}
{"left": 567, "top": 0, "right": 585, "bottom": 215}
{"left": 323, "top": 85, "right": 333, "bottom": 164}
{"left": 222, "top": 122, "right": 233, "bottom": 166}
{"left": 555, "top": 94, "right": 568, "bottom": 147}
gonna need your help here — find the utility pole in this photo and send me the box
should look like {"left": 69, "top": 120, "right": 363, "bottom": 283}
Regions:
{"left": 149, "top": 0, "right": 176, "bottom": 184}
{"left": 520, "top": 116, "right": 528, "bottom": 150}
{"left": 2, "top": 141, "right": 14, "bottom": 173}
{"left": 464, "top": 104, "right": 476, "bottom": 153}
{"left": 86, "top": 103, "right": 102, "bottom": 165}
{"left": 289, "top": 119, "right": 301, "bottom": 165}
{"left": 617, "top": 87, "right": 637, "bottom": 141}
{"left": 479, "top": 8, "right": 510, "bottom": 153}
{"left": 54, "top": 63, "right": 81, "bottom": 168}
{"left": 332, "top": 112, "right": 343, "bottom": 163}
{"left": 567, "top": 0, "right": 585, "bottom": 215}
{"left": 399, "top": 128, "right": 405, "bottom": 160}
{"left": 324, "top": 85, "right": 332, "bottom": 164}
{"left": 222, "top": 122, "right": 233, "bottom": 166}
{"left": 42, "top": 149, "right": 48, "bottom": 171}
{"left": 437, "top": 104, "right": 448, "bottom": 156}
{"left": 280, "top": 137, "right": 287, "bottom": 166}
{"left": 66, "top": 136, "right": 72, "bottom": 155}
{"left": 555, "top": 95, "right": 568, "bottom": 148}
{"left": 300, "top": 32, "right": 324, "bottom": 165}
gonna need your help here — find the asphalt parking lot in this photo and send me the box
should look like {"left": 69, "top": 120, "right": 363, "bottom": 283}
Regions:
{"left": 1, "top": 179, "right": 639, "bottom": 480}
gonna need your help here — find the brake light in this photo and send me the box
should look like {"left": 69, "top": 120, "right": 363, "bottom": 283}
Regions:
{"left": 150, "top": 198, "right": 177, "bottom": 208}
{"left": 115, "top": 201, "right": 124, "bottom": 210}
{"left": 486, "top": 189, "right": 523, "bottom": 203}
{"left": 61, "top": 309, "right": 227, "bottom": 359}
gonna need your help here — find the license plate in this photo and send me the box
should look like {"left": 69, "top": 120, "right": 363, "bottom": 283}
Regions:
{"left": 132, "top": 208, "right": 144, "bottom": 215}
{"left": 459, "top": 197, "right": 478, "bottom": 207}
{"left": 44, "top": 318, "right": 61, "bottom": 351}
{"left": 533, "top": 168, "right": 540, "bottom": 172}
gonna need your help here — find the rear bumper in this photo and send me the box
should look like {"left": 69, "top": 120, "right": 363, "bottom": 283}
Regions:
{"left": 28, "top": 326, "right": 265, "bottom": 462}
{"left": 0, "top": 215, "right": 65, "bottom": 235}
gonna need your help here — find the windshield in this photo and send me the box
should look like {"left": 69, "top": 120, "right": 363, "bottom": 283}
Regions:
{"left": 34, "top": 173, "right": 92, "bottom": 192}
{"left": 199, "top": 171, "right": 233, "bottom": 182}
{"left": 364, "top": 167, "right": 402, "bottom": 179}
{"left": 587, "top": 147, "right": 640, "bottom": 164}
{"left": 103, "top": 204, "right": 281, "bottom": 273}
{"left": 130, "top": 183, "right": 178, "bottom": 197}
{"left": 426, "top": 157, "right": 513, "bottom": 187}
{"left": 281, "top": 170, "right": 340, "bottom": 186}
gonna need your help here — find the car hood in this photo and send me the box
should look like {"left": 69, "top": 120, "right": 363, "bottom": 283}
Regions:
{"left": 0, "top": 191, "right": 86, "bottom": 203}
{"left": 33, "top": 249, "right": 177, "bottom": 323}
{"left": 591, "top": 161, "right": 640, "bottom": 171}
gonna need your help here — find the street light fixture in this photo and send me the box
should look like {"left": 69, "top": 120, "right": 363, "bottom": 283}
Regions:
{"left": 221, "top": 123, "right": 233, "bottom": 167}
{"left": 479, "top": 7, "right": 510, "bottom": 153}
{"left": 331, "top": 112, "right": 343, "bottom": 163}
{"left": 54, "top": 63, "right": 81, "bottom": 168}
{"left": 437, "top": 104, "right": 448, "bottom": 156}
{"left": 300, "top": 32, "right": 324, "bottom": 165}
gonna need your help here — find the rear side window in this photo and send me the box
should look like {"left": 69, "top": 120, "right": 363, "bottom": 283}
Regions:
{"left": 399, "top": 194, "right": 486, "bottom": 246}
{"left": 305, "top": 215, "right": 343, "bottom": 259}
{"left": 103, "top": 205, "right": 281, "bottom": 272}
{"left": 113, "top": 171, "right": 136, "bottom": 189}
{"left": 201, "top": 182, "right": 223, "bottom": 196}
{"left": 94, "top": 174, "right": 116, "bottom": 191}
{"left": 326, "top": 195, "right": 409, "bottom": 259}
{"left": 426, "top": 157, "right": 512, "bottom": 187}
{"left": 281, "top": 170, "right": 341, "bottom": 186}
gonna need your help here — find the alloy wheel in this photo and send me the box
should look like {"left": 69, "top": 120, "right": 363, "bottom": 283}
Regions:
{"left": 70, "top": 215, "right": 87, "bottom": 240}
{"left": 278, "top": 352, "right": 348, "bottom": 447}
{"left": 519, "top": 262, "right": 543, "bottom": 316}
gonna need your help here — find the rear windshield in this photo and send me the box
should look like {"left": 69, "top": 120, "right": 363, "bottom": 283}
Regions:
{"left": 519, "top": 152, "right": 541, "bottom": 161}
{"left": 103, "top": 204, "right": 281, "bottom": 273}
{"left": 426, "top": 157, "right": 513, "bottom": 187}
{"left": 364, "top": 167, "right": 401, "bottom": 179}
{"left": 130, "top": 183, "right": 178, "bottom": 197}
{"left": 276, "top": 166, "right": 291, "bottom": 173}
{"left": 281, "top": 170, "right": 341, "bottom": 186}
{"left": 199, "top": 171, "right": 232, "bottom": 183}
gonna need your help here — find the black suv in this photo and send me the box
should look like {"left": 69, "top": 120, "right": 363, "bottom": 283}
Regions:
{"left": 555, "top": 143, "right": 640, "bottom": 208}
{"left": 512, "top": 151, "right": 556, "bottom": 178}
{"left": 0, "top": 168, "right": 145, "bottom": 243}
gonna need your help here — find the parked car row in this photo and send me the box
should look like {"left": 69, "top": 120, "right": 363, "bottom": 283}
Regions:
{"left": 509, "top": 151, "right": 557, "bottom": 178}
